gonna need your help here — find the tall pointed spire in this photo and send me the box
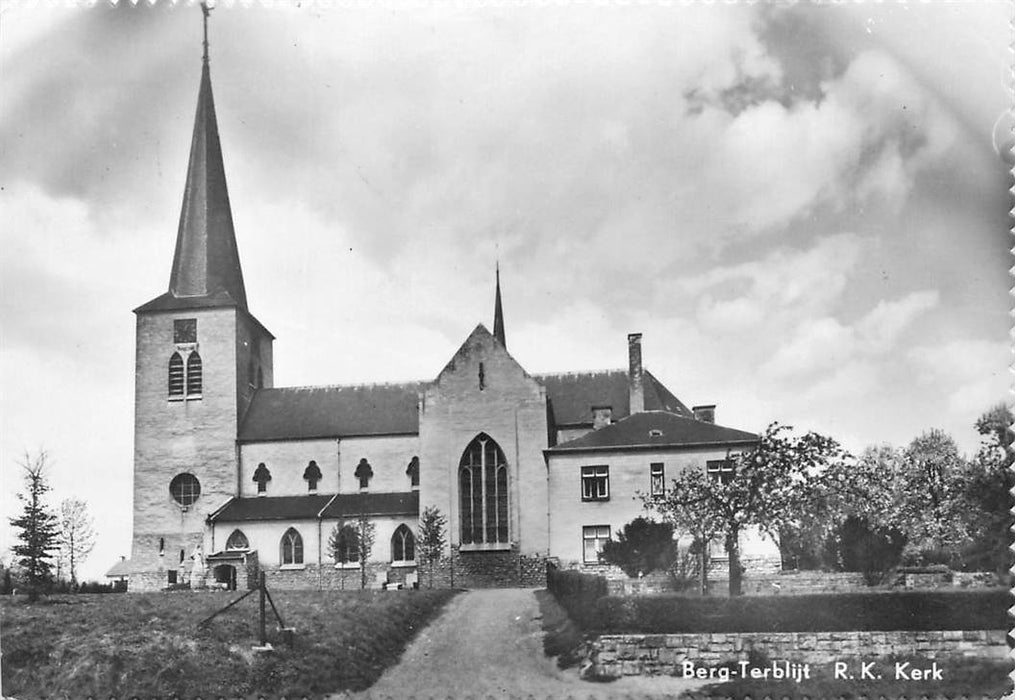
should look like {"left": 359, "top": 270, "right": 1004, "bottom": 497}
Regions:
{"left": 167, "top": 2, "right": 248, "bottom": 310}
{"left": 493, "top": 262, "right": 506, "bottom": 348}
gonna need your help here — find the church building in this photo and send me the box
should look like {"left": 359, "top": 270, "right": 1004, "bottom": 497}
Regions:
{"left": 117, "top": 22, "right": 780, "bottom": 592}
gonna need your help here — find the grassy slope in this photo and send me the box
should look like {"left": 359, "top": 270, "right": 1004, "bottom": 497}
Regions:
{"left": 1, "top": 588, "right": 458, "bottom": 699}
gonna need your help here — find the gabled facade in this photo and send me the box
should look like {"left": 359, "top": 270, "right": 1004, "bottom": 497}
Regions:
{"left": 117, "top": 21, "right": 779, "bottom": 591}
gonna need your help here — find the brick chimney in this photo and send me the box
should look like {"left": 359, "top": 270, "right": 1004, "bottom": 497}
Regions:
{"left": 628, "top": 333, "right": 644, "bottom": 414}
{"left": 692, "top": 404, "right": 716, "bottom": 424}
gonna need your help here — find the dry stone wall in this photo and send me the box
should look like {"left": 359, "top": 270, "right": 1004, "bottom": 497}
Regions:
{"left": 590, "top": 630, "right": 1009, "bottom": 679}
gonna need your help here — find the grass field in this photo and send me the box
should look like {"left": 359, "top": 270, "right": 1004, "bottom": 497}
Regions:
{"left": 1, "top": 588, "right": 458, "bottom": 699}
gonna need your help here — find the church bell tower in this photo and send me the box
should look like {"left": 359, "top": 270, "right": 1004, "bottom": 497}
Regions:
{"left": 128, "top": 8, "right": 274, "bottom": 590}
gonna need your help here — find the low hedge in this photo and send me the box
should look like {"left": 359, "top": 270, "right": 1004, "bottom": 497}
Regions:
{"left": 582, "top": 590, "right": 1008, "bottom": 633}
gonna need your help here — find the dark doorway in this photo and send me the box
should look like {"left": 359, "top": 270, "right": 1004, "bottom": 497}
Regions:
{"left": 214, "top": 564, "right": 237, "bottom": 591}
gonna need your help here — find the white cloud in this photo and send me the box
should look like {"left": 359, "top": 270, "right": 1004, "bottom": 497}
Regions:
{"left": 909, "top": 339, "right": 1010, "bottom": 416}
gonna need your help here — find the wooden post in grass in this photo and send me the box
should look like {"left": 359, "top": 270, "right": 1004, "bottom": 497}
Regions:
{"left": 259, "top": 571, "right": 267, "bottom": 647}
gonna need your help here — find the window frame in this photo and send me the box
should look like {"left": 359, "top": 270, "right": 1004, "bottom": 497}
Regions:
{"left": 706, "top": 458, "right": 736, "bottom": 484}
{"left": 458, "top": 433, "right": 510, "bottom": 548}
{"left": 169, "top": 473, "right": 201, "bottom": 507}
{"left": 581, "top": 465, "right": 610, "bottom": 502}
{"left": 582, "top": 525, "right": 611, "bottom": 564}
{"left": 280, "top": 527, "right": 304, "bottom": 567}
{"left": 185, "top": 351, "right": 203, "bottom": 397}
{"left": 168, "top": 352, "right": 185, "bottom": 398}
{"left": 649, "top": 462, "right": 665, "bottom": 497}
{"left": 391, "top": 524, "right": 416, "bottom": 565}
{"left": 225, "top": 529, "right": 249, "bottom": 550}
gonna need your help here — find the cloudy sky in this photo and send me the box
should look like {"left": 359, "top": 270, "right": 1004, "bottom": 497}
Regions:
{"left": 2, "top": 2, "right": 1010, "bottom": 581}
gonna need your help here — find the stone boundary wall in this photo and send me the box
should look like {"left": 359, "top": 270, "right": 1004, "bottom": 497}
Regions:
{"left": 589, "top": 630, "right": 1009, "bottom": 679}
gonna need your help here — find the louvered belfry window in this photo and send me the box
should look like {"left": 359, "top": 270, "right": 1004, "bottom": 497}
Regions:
{"left": 168, "top": 352, "right": 185, "bottom": 396}
{"left": 458, "top": 433, "right": 509, "bottom": 545}
{"left": 186, "top": 352, "right": 203, "bottom": 396}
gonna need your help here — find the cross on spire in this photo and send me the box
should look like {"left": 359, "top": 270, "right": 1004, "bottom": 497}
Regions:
{"left": 201, "top": 2, "right": 211, "bottom": 64}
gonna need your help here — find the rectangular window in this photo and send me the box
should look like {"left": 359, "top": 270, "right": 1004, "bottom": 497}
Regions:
{"left": 582, "top": 525, "right": 611, "bottom": 564}
{"left": 174, "top": 318, "right": 197, "bottom": 344}
{"left": 581, "top": 465, "right": 609, "bottom": 501}
{"left": 650, "top": 462, "right": 665, "bottom": 496}
{"left": 167, "top": 569, "right": 178, "bottom": 585}
{"left": 706, "top": 458, "right": 736, "bottom": 484}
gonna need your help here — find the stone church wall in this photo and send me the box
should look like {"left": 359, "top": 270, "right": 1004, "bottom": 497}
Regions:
{"left": 419, "top": 327, "right": 551, "bottom": 558}
{"left": 239, "top": 439, "right": 340, "bottom": 497}
{"left": 337, "top": 434, "right": 421, "bottom": 494}
{"left": 132, "top": 308, "right": 244, "bottom": 586}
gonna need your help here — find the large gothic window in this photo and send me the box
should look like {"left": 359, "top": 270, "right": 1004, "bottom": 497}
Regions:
{"left": 280, "top": 528, "right": 303, "bottom": 565}
{"left": 186, "top": 352, "right": 203, "bottom": 396}
{"left": 458, "top": 434, "right": 509, "bottom": 546}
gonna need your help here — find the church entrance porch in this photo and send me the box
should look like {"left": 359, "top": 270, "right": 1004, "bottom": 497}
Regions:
{"left": 213, "top": 564, "right": 238, "bottom": 590}
{"left": 206, "top": 549, "right": 259, "bottom": 591}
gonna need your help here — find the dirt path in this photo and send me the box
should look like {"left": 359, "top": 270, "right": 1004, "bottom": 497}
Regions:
{"left": 336, "top": 588, "right": 709, "bottom": 699}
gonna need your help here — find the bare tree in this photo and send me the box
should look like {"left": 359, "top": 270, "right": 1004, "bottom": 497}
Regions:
{"left": 9, "top": 450, "right": 59, "bottom": 601}
{"left": 57, "top": 498, "right": 96, "bottom": 588}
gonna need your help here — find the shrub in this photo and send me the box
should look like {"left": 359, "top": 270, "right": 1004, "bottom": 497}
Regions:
{"left": 600, "top": 518, "right": 676, "bottom": 578}
{"left": 546, "top": 566, "right": 607, "bottom": 630}
{"left": 835, "top": 516, "right": 907, "bottom": 585}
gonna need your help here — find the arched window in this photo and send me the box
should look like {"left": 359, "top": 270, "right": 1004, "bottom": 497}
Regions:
{"left": 331, "top": 524, "right": 359, "bottom": 565}
{"left": 168, "top": 353, "right": 185, "bottom": 397}
{"left": 392, "top": 524, "right": 415, "bottom": 563}
{"left": 186, "top": 352, "right": 203, "bottom": 396}
{"left": 458, "top": 434, "right": 509, "bottom": 545}
{"left": 303, "top": 461, "right": 322, "bottom": 492}
{"left": 169, "top": 473, "right": 201, "bottom": 506}
{"left": 281, "top": 528, "right": 303, "bottom": 565}
{"left": 253, "top": 463, "right": 272, "bottom": 494}
{"left": 226, "top": 529, "right": 249, "bottom": 550}
{"left": 355, "top": 458, "right": 373, "bottom": 490}
{"left": 406, "top": 456, "right": 420, "bottom": 488}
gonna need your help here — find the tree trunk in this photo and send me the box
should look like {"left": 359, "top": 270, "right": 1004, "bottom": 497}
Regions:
{"left": 726, "top": 528, "right": 743, "bottom": 597}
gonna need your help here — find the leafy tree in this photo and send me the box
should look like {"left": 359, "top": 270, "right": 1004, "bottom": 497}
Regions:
{"left": 600, "top": 517, "right": 677, "bottom": 578}
{"left": 897, "top": 429, "right": 970, "bottom": 563}
{"left": 959, "top": 403, "right": 1013, "bottom": 576}
{"left": 416, "top": 506, "right": 447, "bottom": 588}
{"left": 9, "top": 451, "right": 59, "bottom": 601}
{"left": 650, "top": 423, "right": 848, "bottom": 595}
{"left": 356, "top": 515, "right": 376, "bottom": 590}
{"left": 57, "top": 498, "right": 96, "bottom": 588}
{"left": 328, "top": 519, "right": 358, "bottom": 589}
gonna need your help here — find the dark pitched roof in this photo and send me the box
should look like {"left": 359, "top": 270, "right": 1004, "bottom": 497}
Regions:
{"left": 320, "top": 491, "right": 419, "bottom": 519}
{"left": 238, "top": 383, "right": 425, "bottom": 442}
{"left": 138, "top": 55, "right": 247, "bottom": 315}
{"left": 547, "top": 410, "right": 758, "bottom": 453}
{"left": 535, "top": 369, "right": 691, "bottom": 427}
{"left": 209, "top": 494, "right": 335, "bottom": 522}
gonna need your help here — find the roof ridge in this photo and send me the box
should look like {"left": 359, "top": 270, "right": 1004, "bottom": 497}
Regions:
{"left": 533, "top": 368, "right": 625, "bottom": 378}
{"left": 267, "top": 380, "right": 428, "bottom": 392}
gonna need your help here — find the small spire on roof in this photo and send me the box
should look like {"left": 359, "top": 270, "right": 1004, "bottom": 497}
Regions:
{"left": 493, "top": 261, "right": 506, "bottom": 348}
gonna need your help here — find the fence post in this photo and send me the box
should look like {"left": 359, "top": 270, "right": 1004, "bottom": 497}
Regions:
{"left": 259, "top": 571, "right": 267, "bottom": 647}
